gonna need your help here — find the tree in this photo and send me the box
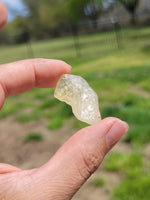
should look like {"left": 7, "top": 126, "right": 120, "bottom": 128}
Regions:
{"left": 22, "top": 0, "right": 41, "bottom": 38}
{"left": 5, "top": 17, "right": 30, "bottom": 44}
{"left": 38, "top": 0, "right": 69, "bottom": 34}
{"left": 23, "top": 0, "right": 69, "bottom": 39}
{"left": 116, "top": 0, "right": 139, "bottom": 24}
{"left": 68, "top": 0, "right": 103, "bottom": 27}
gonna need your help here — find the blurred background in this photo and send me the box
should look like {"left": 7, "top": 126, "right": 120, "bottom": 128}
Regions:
{"left": 0, "top": 0, "right": 150, "bottom": 199}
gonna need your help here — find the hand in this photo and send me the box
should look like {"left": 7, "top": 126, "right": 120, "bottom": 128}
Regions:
{"left": 0, "top": 2, "right": 128, "bottom": 200}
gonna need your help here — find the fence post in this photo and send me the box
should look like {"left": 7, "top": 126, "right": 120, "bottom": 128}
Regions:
{"left": 26, "top": 40, "right": 34, "bottom": 59}
{"left": 71, "top": 24, "right": 81, "bottom": 57}
{"left": 24, "top": 31, "right": 34, "bottom": 58}
{"left": 112, "top": 20, "right": 122, "bottom": 50}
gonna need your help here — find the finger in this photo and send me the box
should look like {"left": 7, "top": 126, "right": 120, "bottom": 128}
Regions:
{"left": 30, "top": 117, "right": 128, "bottom": 200}
{"left": 0, "top": 58, "right": 71, "bottom": 109}
{"left": 0, "top": 163, "right": 21, "bottom": 174}
{"left": 0, "top": 1, "right": 7, "bottom": 29}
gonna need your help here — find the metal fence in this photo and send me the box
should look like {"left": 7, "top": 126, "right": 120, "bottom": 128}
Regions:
{"left": 0, "top": 18, "right": 150, "bottom": 64}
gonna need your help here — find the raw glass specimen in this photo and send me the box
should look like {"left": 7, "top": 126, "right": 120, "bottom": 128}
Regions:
{"left": 54, "top": 74, "right": 101, "bottom": 125}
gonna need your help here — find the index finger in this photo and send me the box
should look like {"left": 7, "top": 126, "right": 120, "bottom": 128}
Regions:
{"left": 0, "top": 1, "right": 7, "bottom": 29}
{"left": 0, "top": 58, "right": 71, "bottom": 109}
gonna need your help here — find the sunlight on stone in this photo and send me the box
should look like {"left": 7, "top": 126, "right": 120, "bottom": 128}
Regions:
{"left": 54, "top": 74, "right": 101, "bottom": 125}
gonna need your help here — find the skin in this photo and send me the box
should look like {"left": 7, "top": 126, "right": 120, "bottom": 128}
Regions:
{"left": 0, "top": 2, "right": 129, "bottom": 200}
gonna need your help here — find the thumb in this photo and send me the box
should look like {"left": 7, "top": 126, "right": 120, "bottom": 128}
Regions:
{"left": 30, "top": 117, "right": 129, "bottom": 200}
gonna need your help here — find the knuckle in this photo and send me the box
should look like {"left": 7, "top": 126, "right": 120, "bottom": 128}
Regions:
{"left": 0, "top": 80, "right": 7, "bottom": 97}
{"left": 83, "top": 151, "right": 102, "bottom": 173}
{"left": 78, "top": 146, "right": 104, "bottom": 180}
{"left": 86, "top": 155, "right": 98, "bottom": 174}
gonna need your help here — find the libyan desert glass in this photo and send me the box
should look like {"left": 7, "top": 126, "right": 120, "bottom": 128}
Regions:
{"left": 54, "top": 74, "right": 101, "bottom": 125}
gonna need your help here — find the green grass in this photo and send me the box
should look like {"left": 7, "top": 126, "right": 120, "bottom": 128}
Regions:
{"left": 113, "top": 174, "right": 150, "bottom": 200}
{"left": 39, "top": 98, "right": 58, "bottom": 109}
{"left": 139, "top": 77, "right": 150, "bottom": 92}
{"left": 0, "top": 101, "right": 31, "bottom": 119}
{"left": 104, "top": 151, "right": 150, "bottom": 200}
{"left": 93, "top": 178, "right": 105, "bottom": 187}
{"left": 47, "top": 117, "right": 63, "bottom": 130}
{"left": 104, "top": 152, "right": 142, "bottom": 177}
{"left": 16, "top": 109, "right": 43, "bottom": 122}
{"left": 73, "top": 120, "right": 88, "bottom": 129}
{"left": 0, "top": 26, "right": 149, "bottom": 65}
{"left": 46, "top": 102, "right": 73, "bottom": 129}
{"left": 101, "top": 105, "right": 150, "bottom": 145}
{"left": 24, "top": 132, "right": 43, "bottom": 143}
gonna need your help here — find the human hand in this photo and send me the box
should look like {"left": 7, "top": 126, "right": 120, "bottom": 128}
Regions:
{"left": 0, "top": 2, "right": 128, "bottom": 199}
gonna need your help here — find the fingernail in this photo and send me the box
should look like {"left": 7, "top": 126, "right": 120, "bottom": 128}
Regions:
{"left": 106, "top": 120, "right": 129, "bottom": 149}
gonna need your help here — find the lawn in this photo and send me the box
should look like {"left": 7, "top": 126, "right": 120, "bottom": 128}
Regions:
{"left": 0, "top": 25, "right": 150, "bottom": 200}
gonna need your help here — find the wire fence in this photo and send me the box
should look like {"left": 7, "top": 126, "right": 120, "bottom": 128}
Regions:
{"left": 0, "top": 17, "right": 150, "bottom": 64}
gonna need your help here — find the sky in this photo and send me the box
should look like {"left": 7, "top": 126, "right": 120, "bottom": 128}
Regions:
{"left": 1, "top": 0, "right": 29, "bottom": 21}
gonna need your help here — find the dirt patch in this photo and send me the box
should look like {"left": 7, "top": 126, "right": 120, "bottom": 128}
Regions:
{"left": 129, "top": 85, "right": 150, "bottom": 98}
{"left": 0, "top": 116, "right": 66, "bottom": 168}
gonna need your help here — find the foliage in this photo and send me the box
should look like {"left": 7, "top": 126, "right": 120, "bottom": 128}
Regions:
{"left": 20, "top": 0, "right": 69, "bottom": 39}
{"left": 68, "top": 0, "right": 103, "bottom": 23}
{"left": 5, "top": 17, "right": 30, "bottom": 44}
{"left": 47, "top": 102, "right": 73, "bottom": 130}
{"left": 93, "top": 177, "right": 105, "bottom": 186}
{"left": 0, "top": 29, "right": 9, "bottom": 44}
{"left": 104, "top": 151, "right": 150, "bottom": 200}
{"left": 3, "top": 0, "right": 104, "bottom": 42}
{"left": 39, "top": 98, "right": 58, "bottom": 109}
{"left": 101, "top": 104, "right": 150, "bottom": 145}
{"left": 113, "top": 174, "right": 150, "bottom": 200}
{"left": 39, "top": 0, "right": 68, "bottom": 28}
{"left": 73, "top": 120, "right": 88, "bottom": 129}
{"left": 24, "top": 132, "right": 43, "bottom": 143}
{"left": 104, "top": 152, "right": 142, "bottom": 177}
{"left": 0, "top": 101, "right": 30, "bottom": 119}
{"left": 47, "top": 117, "right": 63, "bottom": 130}
{"left": 16, "top": 109, "right": 42, "bottom": 122}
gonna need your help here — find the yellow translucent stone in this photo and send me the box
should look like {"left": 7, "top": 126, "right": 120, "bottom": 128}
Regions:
{"left": 54, "top": 74, "right": 101, "bottom": 125}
